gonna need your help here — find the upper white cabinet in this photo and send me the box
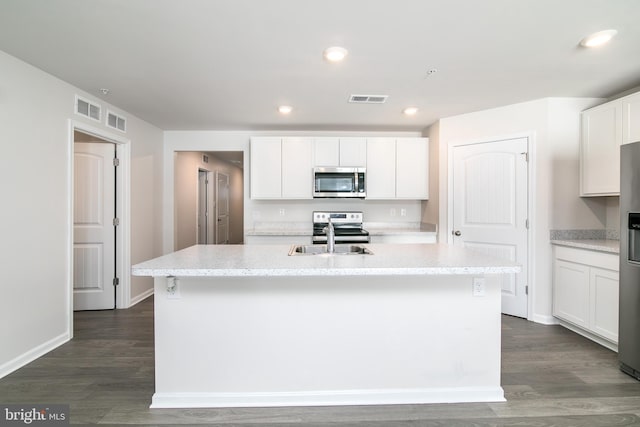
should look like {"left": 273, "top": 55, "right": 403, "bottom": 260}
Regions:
{"left": 314, "top": 137, "right": 366, "bottom": 167}
{"left": 366, "top": 138, "right": 397, "bottom": 199}
{"left": 251, "top": 135, "right": 428, "bottom": 200}
{"left": 580, "top": 90, "right": 640, "bottom": 196}
{"left": 623, "top": 91, "right": 640, "bottom": 145}
{"left": 250, "top": 137, "right": 282, "bottom": 199}
{"left": 396, "top": 138, "right": 429, "bottom": 199}
{"left": 250, "top": 137, "right": 313, "bottom": 199}
{"left": 367, "top": 137, "right": 429, "bottom": 200}
{"left": 282, "top": 137, "right": 314, "bottom": 198}
{"left": 580, "top": 102, "right": 622, "bottom": 196}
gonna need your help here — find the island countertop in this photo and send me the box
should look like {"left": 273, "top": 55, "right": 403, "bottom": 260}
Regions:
{"left": 132, "top": 243, "right": 520, "bottom": 277}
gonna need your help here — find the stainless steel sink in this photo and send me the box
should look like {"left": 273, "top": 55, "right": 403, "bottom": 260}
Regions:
{"left": 288, "top": 244, "right": 373, "bottom": 256}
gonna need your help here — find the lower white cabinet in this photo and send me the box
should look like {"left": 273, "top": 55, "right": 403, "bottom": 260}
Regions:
{"left": 552, "top": 245, "right": 619, "bottom": 347}
{"left": 244, "top": 235, "right": 311, "bottom": 245}
{"left": 370, "top": 233, "right": 436, "bottom": 244}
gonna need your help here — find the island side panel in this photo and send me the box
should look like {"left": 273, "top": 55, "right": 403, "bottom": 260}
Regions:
{"left": 152, "top": 274, "right": 503, "bottom": 408}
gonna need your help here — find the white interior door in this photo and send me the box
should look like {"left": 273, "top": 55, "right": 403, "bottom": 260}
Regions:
{"left": 74, "top": 142, "right": 116, "bottom": 310}
{"left": 452, "top": 137, "right": 529, "bottom": 318}
{"left": 197, "top": 170, "right": 214, "bottom": 244}
{"left": 216, "top": 172, "right": 230, "bottom": 244}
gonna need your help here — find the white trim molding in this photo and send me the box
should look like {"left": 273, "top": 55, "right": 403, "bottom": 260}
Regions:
{"left": 0, "top": 333, "right": 69, "bottom": 380}
{"left": 151, "top": 387, "right": 506, "bottom": 408}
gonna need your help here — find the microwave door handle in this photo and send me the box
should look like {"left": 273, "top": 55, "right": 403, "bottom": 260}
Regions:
{"left": 354, "top": 172, "right": 358, "bottom": 191}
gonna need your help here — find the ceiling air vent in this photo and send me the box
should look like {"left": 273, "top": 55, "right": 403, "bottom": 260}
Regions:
{"left": 75, "top": 95, "right": 101, "bottom": 121}
{"left": 107, "top": 111, "right": 127, "bottom": 132}
{"left": 349, "top": 94, "right": 388, "bottom": 104}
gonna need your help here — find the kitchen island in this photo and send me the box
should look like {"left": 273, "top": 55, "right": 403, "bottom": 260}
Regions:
{"left": 132, "top": 243, "right": 519, "bottom": 408}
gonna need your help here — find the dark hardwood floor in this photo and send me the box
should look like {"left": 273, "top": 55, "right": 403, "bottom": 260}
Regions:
{"left": 1, "top": 296, "right": 640, "bottom": 426}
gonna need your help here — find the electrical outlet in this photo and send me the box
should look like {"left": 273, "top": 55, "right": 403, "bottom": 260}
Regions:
{"left": 167, "top": 277, "right": 181, "bottom": 299}
{"left": 472, "top": 277, "right": 486, "bottom": 297}
{"left": 400, "top": 208, "right": 407, "bottom": 217}
{"left": 279, "top": 208, "right": 286, "bottom": 216}
{"left": 390, "top": 208, "right": 396, "bottom": 217}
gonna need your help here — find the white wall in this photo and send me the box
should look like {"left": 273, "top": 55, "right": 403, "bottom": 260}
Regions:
{"left": 432, "top": 97, "right": 603, "bottom": 324}
{"left": 164, "top": 131, "right": 424, "bottom": 253}
{"left": 0, "top": 50, "right": 164, "bottom": 378}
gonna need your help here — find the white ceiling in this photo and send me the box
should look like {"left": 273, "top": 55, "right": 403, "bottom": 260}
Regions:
{"left": 2, "top": 0, "right": 639, "bottom": 132}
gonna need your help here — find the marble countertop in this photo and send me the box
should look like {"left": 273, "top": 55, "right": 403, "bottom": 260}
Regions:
{"left": 550, "top": 239, "right": 620, "bottom": 254}
{"left": 132, "top": 243, "right": 520, "bottom": 277}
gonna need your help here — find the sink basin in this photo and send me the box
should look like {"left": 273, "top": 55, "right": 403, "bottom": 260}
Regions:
{"left": 288, "top": 244, "right": 373, "bottom": 256}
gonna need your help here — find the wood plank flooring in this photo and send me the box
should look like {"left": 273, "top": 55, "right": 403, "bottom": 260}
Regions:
{"left": 1, "top": 296, "right": 640, "bottom": 426}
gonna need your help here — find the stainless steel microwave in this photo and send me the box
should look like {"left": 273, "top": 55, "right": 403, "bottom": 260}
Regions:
{"left": 313, "top": 167, "right": 366, "bottom": 198}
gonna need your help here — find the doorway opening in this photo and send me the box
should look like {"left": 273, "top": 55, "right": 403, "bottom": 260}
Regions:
{"left": 174, "top": 151, "right": 243, "bottom": 250}
{"left": 68, "top": 120, "right": 131, "bottom": 333}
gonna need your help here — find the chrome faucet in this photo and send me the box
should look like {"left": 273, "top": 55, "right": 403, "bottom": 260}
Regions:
{"left": 324, "top": 218, "right": 335, "bottom": 253}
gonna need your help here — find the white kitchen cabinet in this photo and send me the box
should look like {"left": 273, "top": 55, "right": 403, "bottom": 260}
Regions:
{"left": 623, "top": 91, "right": 640, "bottom": 145}
{"left": 370, "top": 233, "right": 436, "bottom": 244}
{"left": 250, "top": 137, "right": 282, "bottom": 199}
{"left": 366, "top": 138, "right": 396, "bottom": 199}
{"left": 282, "top": 137, "right": 313, "bottom": 199}
{"left": 251, "top": 137, "right": 313, "bottom": 199}
{"left": 580, "top": 89, "right": 640, "bottom": 196}
{"left": 339, "top": 137, "right": 367, "bottom": 166}
{"left": 589, "top": 266, "right": 620, "bottom": 342}
{"left": 244, "top": 235, "right": 311, "bottom": 245}
{"left": 366, "top": 137, "right": 429, "bottom": 199}
{"left": 580, "top": 102, "right": 622, "bottom": 196}
{"left": 552, "top": 245, "right": 619, "bottom": 348}
{"left": 314, "top": 137, "right": 366, "bottom": 167}
{"left": 396, "top": 138, "right": 429, "bottom": 199}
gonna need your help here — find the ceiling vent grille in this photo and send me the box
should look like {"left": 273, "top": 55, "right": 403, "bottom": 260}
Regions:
{"left": 349, "top": 94, "right": 388, "bottom": 104}
{"left": 75, "top": 95, "right": 101, "bottom": 121}
{"left": 107, "top": 110, "right": 127, "bottom": 132}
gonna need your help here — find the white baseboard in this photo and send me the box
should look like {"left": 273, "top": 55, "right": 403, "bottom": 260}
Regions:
{"left": 0, "top": 332, "right": 70, "bottom": 380}
{"left": 557, "top": 319, "right": 618, "bottom": 352}
{"left": 531, "top": 313, "right": 558, "bottom": 325}
{"left": 128, "top": 288, "right": 154, "bottom": 308}
{"left": 150, "top": 387, "right": 505, "bottom": 408}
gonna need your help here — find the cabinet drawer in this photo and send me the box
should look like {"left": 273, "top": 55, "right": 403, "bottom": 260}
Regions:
{"left": 554, "top": 246, "right": 618, "bottom": 271}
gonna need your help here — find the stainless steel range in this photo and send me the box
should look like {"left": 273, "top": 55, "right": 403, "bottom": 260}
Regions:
{"left": 312, "top": 211, "right": 370, "bottom": 245}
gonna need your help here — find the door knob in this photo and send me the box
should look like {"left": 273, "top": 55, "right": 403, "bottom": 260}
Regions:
{"left": 453, "top": 230, "right": 462, "bottom": 236}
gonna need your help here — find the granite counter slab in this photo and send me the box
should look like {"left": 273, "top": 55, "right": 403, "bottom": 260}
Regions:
{"left": 550, "top": 239, "right": 620, "bottom": 254}
{"left": 132, "top": 243, "right": 520, "bottom": 277}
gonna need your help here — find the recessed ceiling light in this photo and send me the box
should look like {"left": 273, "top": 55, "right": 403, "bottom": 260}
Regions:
{"left": 403, "top": 107, "right": 419, "bottom": 116}
{"left": 580, "top": 29, "right": 617, "bottom": 47}
{"left": 278, "top": 105, "right": 293, "bottom": 114}
{"left": 323, "top": 46, "right": 348, "bottom": 62}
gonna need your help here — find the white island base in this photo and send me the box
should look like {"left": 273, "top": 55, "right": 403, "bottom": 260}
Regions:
{"left": 150, "top": 272, "right": 504, "bottom": 408}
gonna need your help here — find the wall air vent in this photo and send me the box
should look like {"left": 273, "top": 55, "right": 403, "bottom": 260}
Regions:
{"left": 75, "top": 95, "right": 101, "bottom": 121}
{"left": 107, "top": 110, "right": 127, "bottom": 132}
{"left": 348, "top": 94, "right": 388, "bottom": 104}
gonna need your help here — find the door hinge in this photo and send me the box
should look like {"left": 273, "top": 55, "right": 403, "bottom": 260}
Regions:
{"left": 113, "top": 217, "right": 120, "bottom": 226}
{"left": 521, "top": 152, "right": 528, "bottom": 162}
{"left": 525, "top": 219, "right": 529, "bottom": 229}
{"left": 113, "top": 277, "right": 120, "bottom": 287}
{"left": 113, "top": 157, "right": 120, "bottom": 167}
{"left": 525, "top": 285, "right": 529, "bottom": 295}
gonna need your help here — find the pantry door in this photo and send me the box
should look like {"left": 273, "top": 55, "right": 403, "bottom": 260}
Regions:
{"left": 73, "top": 142, "right": 117, "bottom": 310}
{"left": 451, "top": 137, "right": 529, "bottom": 318}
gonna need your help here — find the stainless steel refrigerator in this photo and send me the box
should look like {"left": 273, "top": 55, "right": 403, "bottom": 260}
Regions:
{"left": 620, "top": 140, "right": 640, "bottom": 380}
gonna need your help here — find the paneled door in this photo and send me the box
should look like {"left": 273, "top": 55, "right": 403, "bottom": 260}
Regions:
{"left": 216, "top": 171, "right": 230, "bottom": 244}
{"left": 73, "top": 142, "right": 116, "bottom": 310}
{"left": 452, "top": 137, "right": 529, "bottom": 318}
